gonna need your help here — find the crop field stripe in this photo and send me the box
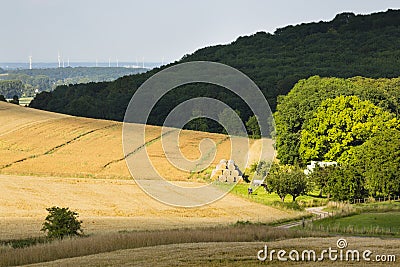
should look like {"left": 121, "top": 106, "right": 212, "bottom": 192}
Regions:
{"left": 0, "top": 117, "right": 65, "bottom": 138}
{"left": 102, "top": 129, "right": 177, "bottom": 169}
{"left": 43, "top": 124, "right": 118, "bottom": 155}
{"left": 0, "top": 124, "right": 119, "bottom": 170}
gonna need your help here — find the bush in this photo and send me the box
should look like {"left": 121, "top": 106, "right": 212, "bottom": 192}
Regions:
{"left": 41, "top": 207, "right": 83, "bottom": 239}
{"left": 9, "top": 95, "right": 19, "bottom": 105}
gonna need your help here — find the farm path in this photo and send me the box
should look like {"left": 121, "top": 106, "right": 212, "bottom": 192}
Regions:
{"left": 276, "top": 206, "right": 328, "bottom": 229}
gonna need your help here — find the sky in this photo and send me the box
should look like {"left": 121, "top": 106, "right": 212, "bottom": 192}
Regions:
{"left": 1, "top": 0, "right": 399, "bottom": 63}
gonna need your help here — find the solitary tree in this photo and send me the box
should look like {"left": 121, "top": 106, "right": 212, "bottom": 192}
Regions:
{"left": 285, "top": 169, "right": 309, "bottom": 202}
{"left": 266, "top": 164, "right": 309, "bottom": 202}
{"left": 266, "top": 171, "right": 288, "bottom": 202}
{"left": 41, "top": 207, "right": 83, "bottom": 239}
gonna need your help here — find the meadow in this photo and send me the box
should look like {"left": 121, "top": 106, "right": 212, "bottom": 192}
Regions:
{"left": 311, "top": 212, "right": 400, "bottom": 236}
{"left": 230, "top": 184, "right": 328, "bottom": 209}
{"left": 305, "top": 201, "right": 400, "bottom": 237}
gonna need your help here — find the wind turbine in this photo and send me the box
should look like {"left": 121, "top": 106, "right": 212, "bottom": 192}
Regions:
{"left": 58, "top": 52, "right": 61, "bottom": 68}
{"left": 29, "top": 56, "right": 32, "bottom": 70}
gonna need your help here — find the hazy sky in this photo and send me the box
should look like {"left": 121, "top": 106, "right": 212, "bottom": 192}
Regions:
{"left": 1, "top": 0, "right": 399, "bottom": 63}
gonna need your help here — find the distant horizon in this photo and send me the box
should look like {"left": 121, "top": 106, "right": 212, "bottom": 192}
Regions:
{"left": 2, "top": 0, "right": 399, "bottom": 62}
{"left": 0, "top": 61, "right": 163, "bottom": 63}
{"left": 0, "top": 61, "right": 163, "bottom": 70}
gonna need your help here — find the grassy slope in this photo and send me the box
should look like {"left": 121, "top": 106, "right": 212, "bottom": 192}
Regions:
{"left": 310, "top": 212, "right": 400, "bottom": 236}
{"left": 321, "top": 212, "right": 400, "bottom": 230}
{"left": 231, "top": 183, "right": 328, "bottom": 208}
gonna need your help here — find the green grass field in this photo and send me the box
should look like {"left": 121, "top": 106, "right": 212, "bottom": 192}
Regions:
{"left": 308, "top": 212, "right": 400, "bottom": 236}
{"left": 354, "top": 201, "right": 400, "bottom": 212}
{"left": 229, "top": 183, "right": 328, "bottom": 209}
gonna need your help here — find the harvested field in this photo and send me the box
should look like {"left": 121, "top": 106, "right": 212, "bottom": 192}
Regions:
{"left": 0, "top": 102, "right": 272, "bottom": 180}
{"left": 0, "top": 174, "right": 302, "bottom": 240}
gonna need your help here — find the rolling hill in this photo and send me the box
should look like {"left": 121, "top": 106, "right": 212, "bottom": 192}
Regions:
{"left": 0, "top": 102, "right": 287, "bottom": 240}
{"left": 29, "top": 9, "right": 400, "bottom": 134}
{"left": 0, "top": 101, "right": 272, "bottom": 180}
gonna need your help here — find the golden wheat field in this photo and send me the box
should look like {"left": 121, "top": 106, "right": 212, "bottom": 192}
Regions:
{"left": 0, "top": 102, "right": 270, "bottom": 180}
{"left": 0, "top": 102, "right": 295, "bottom": 241}
{"left": 0, "top": 174, "right": 302, "bottom": 240}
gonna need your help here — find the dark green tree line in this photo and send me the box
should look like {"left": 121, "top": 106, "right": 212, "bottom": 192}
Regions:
{"left": 30, "top": 10, "right": 400, "bottom": 135}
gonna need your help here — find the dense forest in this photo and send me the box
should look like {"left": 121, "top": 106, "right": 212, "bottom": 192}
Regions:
{"left": 0, "top": 67, "right": 147, "bottom": 98}
{"left": 30, "top": 9, "right": 400, "bottom": 133}
{"left": 0, "top": 80, "right": 24, "bottom": 99}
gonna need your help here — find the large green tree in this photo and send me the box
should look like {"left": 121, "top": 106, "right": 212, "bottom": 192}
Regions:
{"left": 343, "top": 129, "right": 400, "bottom": 197}
{"left": 275, "top": 76, "right": 400, "bottom": 164}
{"left": 299, "top": 95, "right": 399, "bottom": 163}
{"left": 325, "top": 166, "right": 368, "bottom": 201}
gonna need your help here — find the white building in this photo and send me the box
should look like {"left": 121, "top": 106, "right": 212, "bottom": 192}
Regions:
{"left": 304, "top": 161, "right": 337, "bottom": 175}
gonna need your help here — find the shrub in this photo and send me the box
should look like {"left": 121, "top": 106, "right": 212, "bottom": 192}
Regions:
{"left": 41, "top": 207, "right": 83, "bottom": 239}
